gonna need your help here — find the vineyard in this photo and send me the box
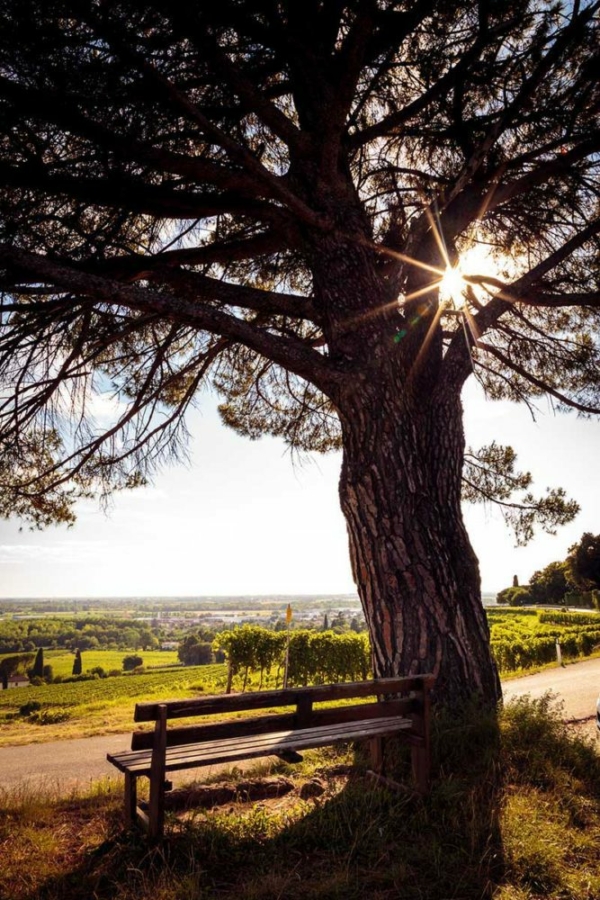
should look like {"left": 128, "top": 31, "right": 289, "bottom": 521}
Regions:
{"left": 0, "top": 663, "right": 228, "bottom": 746}
{"left": 1, "top": 610, "right": 600, "bottom": 746}
{"left": 0, "top": 663, "right": 226, "bottom": 715}
{"left": 214, "top": 627, "right": 370, "bottom": 689}
{"left": 488, "top": 608, "right": 600, "bottom": 672}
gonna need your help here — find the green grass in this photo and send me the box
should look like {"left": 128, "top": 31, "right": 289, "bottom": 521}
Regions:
{"left": 1, "top": 696, "right": 598, "bottom": 900}
{"left": 42, "top": 648, "right": 180, "bottom": 678}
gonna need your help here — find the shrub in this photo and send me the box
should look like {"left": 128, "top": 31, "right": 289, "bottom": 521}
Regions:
{"left": 122, "top": 655, "right": 143, "bottom": 671}
{"left": 89, "top": 666, "right": 107, "bottom": 678}
{"left": 19, "top": 700, "right": 42, "bottom": 717}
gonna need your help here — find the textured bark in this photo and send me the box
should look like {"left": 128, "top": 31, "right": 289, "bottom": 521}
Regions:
{"left": 338, "top": 378, "right": 501, "bottom": 708}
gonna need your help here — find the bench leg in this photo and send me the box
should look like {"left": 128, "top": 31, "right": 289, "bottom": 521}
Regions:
{"left": 148, "top": 704, "right": 168, "bottom": 840}
{"left": 369, "top": 736, "right": 384, "bottom": 773}
{"left": 148, "top": 769, "right": 166, "bottom": 840}
{"left": 124, "top": 772, "right": 138, "bottom": 828}
{"left": 411, "top": 743, "right": 430, "bottom": 794}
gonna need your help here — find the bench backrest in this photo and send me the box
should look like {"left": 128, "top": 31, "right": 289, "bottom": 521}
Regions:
{"left": 131, "top": 675, "right": 434, "bottom": 752}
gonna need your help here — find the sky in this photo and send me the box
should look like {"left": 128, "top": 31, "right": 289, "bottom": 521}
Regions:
{"left": 0, "top": 380, "right": 599, "bottom": 599}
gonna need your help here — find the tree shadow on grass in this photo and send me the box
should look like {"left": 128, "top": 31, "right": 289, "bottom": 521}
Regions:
{"left": 14, "top": 696, "right": 600, "bottom": 900}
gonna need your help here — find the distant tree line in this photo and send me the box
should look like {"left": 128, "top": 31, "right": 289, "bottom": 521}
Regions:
{"left": 0, "top": 616, "right": 162, "bottom": 654}
{"left": 497, "top": 533, "right": 600, "bottom": 608}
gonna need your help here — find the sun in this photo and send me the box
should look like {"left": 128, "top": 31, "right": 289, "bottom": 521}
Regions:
{"left": 439, "top": 264, "right": 467, "bottom": 308}
{"left": 438, "top": 240, "right": 506, "bottom": 310}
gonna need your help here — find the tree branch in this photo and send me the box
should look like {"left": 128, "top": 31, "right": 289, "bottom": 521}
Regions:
{"left": 0, "top": 160, "right": 281, "bottom": 223}
{"left": 476, "top": 340, "right": 600, "bottom": 414}
{"left": 147, "top": 269, "right": 318, "bottom": 322}
{"left": 0, "top": 245, "right": 339, "bottom": 393}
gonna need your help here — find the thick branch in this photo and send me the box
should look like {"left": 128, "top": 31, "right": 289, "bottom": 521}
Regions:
{"left": 473, "top": 218, "right": 600, "bottom": 334}
{"left": 0, "top": 245, "right": 339, "bottom": 393}
{"left": 81, "top": 231, "right": 298, "bottom": 281}
{"left": 148, "top": 269, "right": 318, "bottom": 322}
{"left": 0, "top": 160, "right": 280, "bottom": 223}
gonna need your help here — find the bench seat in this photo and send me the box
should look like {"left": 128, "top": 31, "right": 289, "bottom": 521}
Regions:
{"left": 107, "top": 714, "right": 414, "bottom": 776}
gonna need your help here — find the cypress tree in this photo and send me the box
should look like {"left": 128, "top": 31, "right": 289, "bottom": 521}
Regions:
{"left": 33, "top": 647, "right": 44, "bottom": 678}
{"left": 72, "top": 649, "right": 82, "bottom": 676}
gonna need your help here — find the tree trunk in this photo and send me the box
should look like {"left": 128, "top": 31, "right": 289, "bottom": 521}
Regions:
{"left": 338, "top": 378, "right": 501, "bottom": 708}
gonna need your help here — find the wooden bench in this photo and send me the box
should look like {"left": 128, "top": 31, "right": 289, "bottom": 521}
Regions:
{"left": 107, "top": 674, "right": 434, "bottom": 839}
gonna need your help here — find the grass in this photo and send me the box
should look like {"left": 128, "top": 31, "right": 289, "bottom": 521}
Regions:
{"left": 1, "top": 695, "right": 599, "bottom": 900}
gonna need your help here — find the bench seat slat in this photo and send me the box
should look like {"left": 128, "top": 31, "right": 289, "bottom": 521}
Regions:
{"left": 107, "top": 715, "right": 414, "bottom": 776}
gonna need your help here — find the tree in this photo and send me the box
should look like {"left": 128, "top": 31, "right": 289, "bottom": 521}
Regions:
{"left": 72, "top": 648, "right": 82, "bottom": 675}
{"left": 566, "top": 533, "right": 600, "bottom": 592}
{"left": 138, "top": 627, "right": 159, "bottom": 651}
{"left": 529, "top": 560, "right": 572, "bottom": 605}
{"left": 1, "top": 1, "right": 599, "bottom": 706}
{"left": 178, "top": 635, "right": 214, "bottom": 666}
{"left": 495, "top": 585, "right": 534, "bottom": 607}
{"left": 32, "top": 647, "right": 44, "bottom": 678}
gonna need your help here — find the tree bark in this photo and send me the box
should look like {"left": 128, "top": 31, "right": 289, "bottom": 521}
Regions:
{"left": 338, "top": 377, "right": 501, "bottom": 708}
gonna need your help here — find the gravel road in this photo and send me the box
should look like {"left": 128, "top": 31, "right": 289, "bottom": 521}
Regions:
{"left": 1, "top": 658, "right": 598, "bottom": 791}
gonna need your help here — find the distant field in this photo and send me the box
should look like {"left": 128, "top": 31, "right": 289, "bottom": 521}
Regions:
{"left": 0, "top": 649, "right": 180, "bottom": 678}
{"left": 0, "top": 662, "right": 228, "bottom": 747}
{"left": 43, "top": 648, "right": 180, "bottom": 677}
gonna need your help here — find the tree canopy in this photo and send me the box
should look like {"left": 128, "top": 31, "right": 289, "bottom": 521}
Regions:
{"left": 567, "top": 531, "right": 600, "bottom": 591}
{"left": 0, "top": 0, "right": 597, "bottom": 521}
{"left": 1, "top": 0, "right": 599, "bottom": 704}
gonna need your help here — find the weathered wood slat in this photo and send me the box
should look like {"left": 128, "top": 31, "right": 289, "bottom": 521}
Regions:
{"left": 108, "top": 715, "right": 415, "bottom": 775}
{"left": 131, "top": 711, "right": 297, "bottom": 751}
{"left": 130, "top": 698, "right": 414, "bottom": 751}
{"left": 133, "top": 676, "right": 433, "bottom": 722}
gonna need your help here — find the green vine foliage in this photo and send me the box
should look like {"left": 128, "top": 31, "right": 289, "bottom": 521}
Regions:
{"left": 213, "top": 626, "right": 370, "bottom": 690}
{"left": 213, "top": 613, "right": 600, "bottom": 684}
{"left": 488, "top": 608, "right": 600, "bottom": 672}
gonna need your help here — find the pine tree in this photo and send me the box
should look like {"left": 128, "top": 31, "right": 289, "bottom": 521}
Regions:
{"left": 1, "top": 2, "right": 598, "bottom": 705}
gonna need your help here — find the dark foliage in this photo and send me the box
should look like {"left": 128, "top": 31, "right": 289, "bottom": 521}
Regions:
{"left": 122, "top": 654, "right": 143, "bottom": 671}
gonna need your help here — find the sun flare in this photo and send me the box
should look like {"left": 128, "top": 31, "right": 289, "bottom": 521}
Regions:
{"left": 438, "top": 240, "right": 508, "bottom": 311}
{"left": 439, "top": 264, "right": 467, "bottom": 308}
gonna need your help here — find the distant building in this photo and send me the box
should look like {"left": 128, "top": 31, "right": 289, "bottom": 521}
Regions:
{"left": 4, "top": 674, "right": 30, "bottom": 689}
{"left": 160, "top": 641, "right": 179, "bottom": 651}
